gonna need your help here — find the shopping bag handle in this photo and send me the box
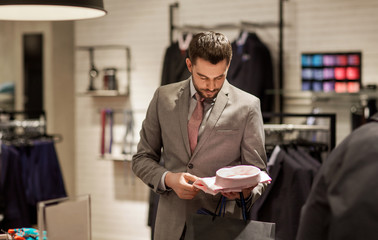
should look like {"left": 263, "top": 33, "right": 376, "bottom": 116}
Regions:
{"left": 213, "top": 195, "right": 227, "bottom": 221}
{"left": 239, "top": 192, "right": 247, "bottom": 221}
{"left": 213, "top": 194, "right": 247, "bottom": 221}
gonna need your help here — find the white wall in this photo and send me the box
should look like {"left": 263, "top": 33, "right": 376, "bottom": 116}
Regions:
{"left": 74, "top": 1, "right": 173, "bottom": 239}
{"left": 73, "top": 0, "right": 378, "bottom": 239}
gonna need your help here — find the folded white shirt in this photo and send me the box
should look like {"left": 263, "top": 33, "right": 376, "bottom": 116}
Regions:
{"left": 193, "top": 170, "right": 272, "bottom": 195}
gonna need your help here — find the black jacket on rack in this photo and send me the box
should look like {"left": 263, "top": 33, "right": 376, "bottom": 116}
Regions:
{"left": 250, "top": 145, "right": 320, "bottom": 240}
{"left": 227, "top": 32, "right": 274, "bottom": 118}
{"left": 161, "top": 42, "right": 191, "bottom": 86}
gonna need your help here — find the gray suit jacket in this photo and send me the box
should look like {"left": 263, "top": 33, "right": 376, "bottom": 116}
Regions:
{"left": 132, "top": 78, "right": 267, "bottom": 240}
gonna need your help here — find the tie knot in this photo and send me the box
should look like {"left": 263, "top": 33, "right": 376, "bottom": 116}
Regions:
{"left": 195, "top": 93, "right": 204, "bottom": 102}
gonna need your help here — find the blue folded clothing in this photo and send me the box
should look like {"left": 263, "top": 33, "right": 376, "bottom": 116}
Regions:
{"left": 0, "top": 82, "right": 14, "bottom": 94}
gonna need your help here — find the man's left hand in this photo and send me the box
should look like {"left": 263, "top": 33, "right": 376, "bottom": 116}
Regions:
{"left": 221, "top": 185, "right": 256, "bottom": 200}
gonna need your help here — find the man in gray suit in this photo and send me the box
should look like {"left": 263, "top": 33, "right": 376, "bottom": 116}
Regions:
{"left": 132, "top": 31, "right": 267, "bottom": 240}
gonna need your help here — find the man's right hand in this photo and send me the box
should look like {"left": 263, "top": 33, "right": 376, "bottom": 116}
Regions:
{"left": 165, "top": 172, "right": 199, "bottom": 199}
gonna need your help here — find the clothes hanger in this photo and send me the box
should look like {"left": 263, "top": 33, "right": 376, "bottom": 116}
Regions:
{"left": 236, "top": 30, "right": 249, "bottom": 47}
{"left": 178, "top": 32, "right": 193, "bottom": 51}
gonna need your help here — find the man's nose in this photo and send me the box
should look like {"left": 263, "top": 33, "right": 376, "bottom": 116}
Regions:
{"left": 207, "top": 80, "right": 216, "bottom": 90}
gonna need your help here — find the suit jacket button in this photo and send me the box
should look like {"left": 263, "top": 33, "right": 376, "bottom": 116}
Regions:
{"left": 188, "top": 163, "right": 194, "bottom": 169}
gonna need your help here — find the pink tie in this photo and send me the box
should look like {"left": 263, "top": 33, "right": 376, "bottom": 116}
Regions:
{"left": 188, "top": 93, "right": 204, "bottom": 154}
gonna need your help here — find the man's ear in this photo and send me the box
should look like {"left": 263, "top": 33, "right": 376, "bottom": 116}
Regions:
{"left": 186, "top": 58, "right": 192, "bottom": 73}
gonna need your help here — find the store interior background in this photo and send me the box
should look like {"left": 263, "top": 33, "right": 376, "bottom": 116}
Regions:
{"left": 0, "top": 0, "right": 377, "bottom": 239}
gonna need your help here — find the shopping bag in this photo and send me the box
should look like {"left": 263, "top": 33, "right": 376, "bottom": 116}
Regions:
{"left": 186, "top": 195, "right": 275, "bottom": 240}
{"left": 186, "top": 214, "right": 275, "bottom": 240}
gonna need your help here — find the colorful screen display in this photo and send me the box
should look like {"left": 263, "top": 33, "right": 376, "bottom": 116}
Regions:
{"left": 301, "top": 52, "right": 362, "bottom": 93}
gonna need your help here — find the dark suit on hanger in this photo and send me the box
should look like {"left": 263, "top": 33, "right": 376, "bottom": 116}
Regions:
{"left": 250, "top": 147, "right": 313, "bottom": 240}
{"left": 227, "top": 32, "right": 274, "bottom": 118}
{"left": 297, "top": 113, "right": 378, "bottom": 240}
{"left": 161, "top": 42, "right": 191, "bottom": 86}
{"left": 287, "top": 147, "right": 320, "bottom": 183}
{"left": 296, "top": 146, "right": 322, "bottom": 167}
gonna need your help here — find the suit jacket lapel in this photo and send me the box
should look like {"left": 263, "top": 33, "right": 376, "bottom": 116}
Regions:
{"left": 192, "top": 81, "right": 230, "bottom": 158}
{"left": 178, "top": 79, "right": 191, "bottom": 157}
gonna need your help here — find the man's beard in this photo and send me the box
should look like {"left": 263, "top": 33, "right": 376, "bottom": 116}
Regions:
{"left": 198, "top": 89, "right": 219, "bottom": 102}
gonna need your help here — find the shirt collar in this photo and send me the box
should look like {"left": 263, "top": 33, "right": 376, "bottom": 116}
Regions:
{"left": 190, "top": 77, "right": 196, "bottom": 98}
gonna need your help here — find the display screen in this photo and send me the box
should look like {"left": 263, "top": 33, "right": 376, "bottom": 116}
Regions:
{"left": 301, "top": 52, "right": 362, "bottom": 93}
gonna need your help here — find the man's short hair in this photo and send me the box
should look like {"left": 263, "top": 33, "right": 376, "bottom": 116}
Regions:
{"left": 188, "top": 31, "right": 232, "bottom": 66}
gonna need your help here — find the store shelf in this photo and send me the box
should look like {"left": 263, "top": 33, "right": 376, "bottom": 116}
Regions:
{"left": 98, "top": 153, "right": 133, "bottom": 162}
{"left": 77, "top": 45, "right": 130, "bottom": 51}
{"left": 267, "top": 89, "right": 378, "bottom": 102}
{"left": 310, "top": 90, "right": 378, "bottom": 102}
{"left": 77, "top": 90, "right": 128, "bottom": 97}
{"left": 76, "top": 44, "right": 131, "bottom": 97}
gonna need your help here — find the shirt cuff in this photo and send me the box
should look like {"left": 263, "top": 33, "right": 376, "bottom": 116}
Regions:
{"left": 158, "top": 171, "right": 171, "bottom": 192}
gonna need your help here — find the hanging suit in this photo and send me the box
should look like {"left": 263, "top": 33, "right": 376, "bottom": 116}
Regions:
{"left": 287, "top": 147, "right": 320, "bottom": 183}
{"left": 250, "top": 147, "right": 316, "bottom": 240}
{"left": 161, "top": 42, "right": 191, "bottom": 86}
{"left": 227, "top": 32, "right": 274, "bottom": 118}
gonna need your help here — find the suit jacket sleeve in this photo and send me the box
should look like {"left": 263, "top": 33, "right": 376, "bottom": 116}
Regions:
{"left": 241, "top": 97, "right": 268, "bottom": 209}
{"left": 132, "top": 88, "right": 167, "bottom": 193}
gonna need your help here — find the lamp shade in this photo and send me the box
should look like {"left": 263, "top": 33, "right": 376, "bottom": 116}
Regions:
{"left": 0, "top": 0, "right": 107, "bottom": 21}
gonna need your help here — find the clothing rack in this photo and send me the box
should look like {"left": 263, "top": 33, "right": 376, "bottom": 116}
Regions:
{"left": 170, "top": 21, "right": 279, "bottom": 35}
{"left": 263, "top": 112, "right": 336, "bottom": 150}
{"left": 0, "top": 110, "right": 62, "bottom": 144}
{"left": 169, "top": 3, "right": 281, "bottom": 43}
{"left": 169, "top": 1, "right": 288, "bottom": 115}
{"left": 0, "top": 110, "right": 46, "bottom": 132}
{"left": 0, "top": 119, "right": 45, "bottom": 131}
{"left": 0, "top": 111, "right": 66, "bottom": 229}
{"left": 264, "top": 124, "right": 329, "bottom": 132}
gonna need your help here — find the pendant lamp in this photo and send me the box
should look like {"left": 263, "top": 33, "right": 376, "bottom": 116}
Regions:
{"left": 0, "top": 0, "right": 107, "bottom": 21}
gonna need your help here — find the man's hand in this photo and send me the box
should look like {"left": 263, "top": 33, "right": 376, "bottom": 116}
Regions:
{"left": 165, "top": 172, "right": 199, "bottom": 199}
{"left": 221, "top": 185, "right": 256, "bottom": 200}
